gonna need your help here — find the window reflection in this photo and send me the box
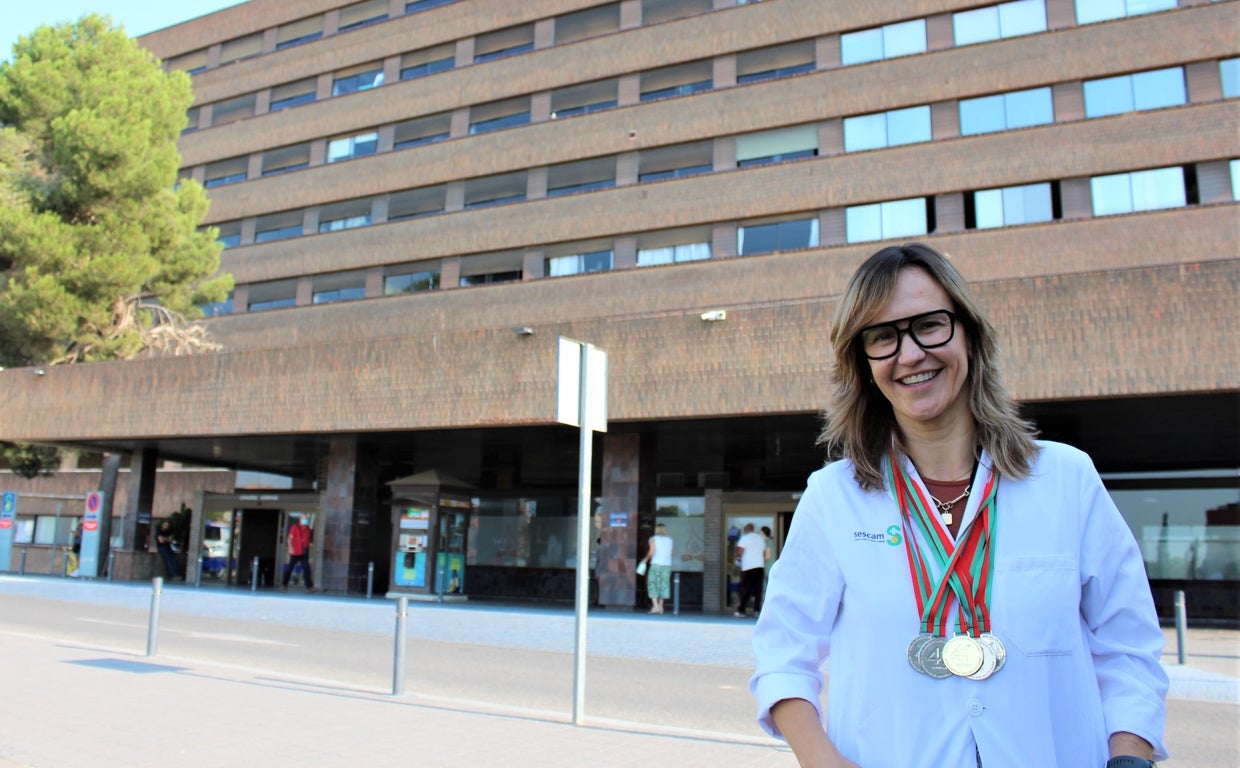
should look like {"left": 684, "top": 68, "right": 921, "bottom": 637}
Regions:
{"left": 1108, "top": 484, "right": 1240, "bottom": 580}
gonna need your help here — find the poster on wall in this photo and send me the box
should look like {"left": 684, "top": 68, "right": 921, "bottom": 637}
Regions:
{"left": 400, "top": 506, "right": 430, "bottom": 530}
{"left": 436, "top": 552, "right": 465, "bottom": 594}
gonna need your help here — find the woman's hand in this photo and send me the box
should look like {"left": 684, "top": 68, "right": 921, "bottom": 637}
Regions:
{"left": 771, "top": 698, "right": 862, "bottom": 768}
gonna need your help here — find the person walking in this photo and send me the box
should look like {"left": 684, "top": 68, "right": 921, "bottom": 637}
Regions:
{"left": 281, "top": 516, "right": 316, "bottom": 593}
{"left": 734, "top": 523, "right": 766, "bottom": 617}
{"left": 154, "top": 520, "right": 178, "bottom": 580}
{"left": 750, "top": 243, "right": 1167, "bottom": 767}
{"left": 640, "top": 523, "right": 674, "bottom": 614}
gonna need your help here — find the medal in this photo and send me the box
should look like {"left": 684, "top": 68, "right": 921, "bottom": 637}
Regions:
{"left": 916, "top": 636, "right": 952, "bottom": 679}
{"left": 968, "top": 636, "right": 998, "bottom": 680}
{"left": 907, "top": 634, "right": 932, "bottom": 675}
{"left": 978, "top": 633, "right": 1006, "bottom": 674}
{"left": 942, "top": 634, "right": 984, "bottom": 677}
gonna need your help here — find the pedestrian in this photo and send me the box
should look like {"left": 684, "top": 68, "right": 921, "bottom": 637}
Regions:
{"left": 760, "top": 525, "right": 776, "bottom": 590}
{"left": 154, "top": 520, "right": 178, "bottom": 580}
{"left": 750, "top": 243, "right": 1167, "bottom": 767}
{"left": 733, "top": 523, "right": 766, "bottom": 617}
{"left": 67, "top": 521, "right": 83, "bottom": 576}
{"left": 640, "top": 523, "right": 674, "bottom": 614}
{"left": 281, "top": 515, "right": 316, "bottom": 593}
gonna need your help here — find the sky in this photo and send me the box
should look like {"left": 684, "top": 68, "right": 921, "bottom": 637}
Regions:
{"left": 2, "top": 0, "right": 247, "bottom": 61}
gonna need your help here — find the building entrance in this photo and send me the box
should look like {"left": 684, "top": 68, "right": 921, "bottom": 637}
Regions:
{"left": 721, "top": 492, "right": 795, "bottom": 613}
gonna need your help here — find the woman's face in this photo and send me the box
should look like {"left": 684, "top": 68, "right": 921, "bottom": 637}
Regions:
{"left": 864, "top": 267, "right": 972, "bottom": 433}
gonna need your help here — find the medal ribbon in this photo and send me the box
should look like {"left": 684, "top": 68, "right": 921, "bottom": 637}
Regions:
{"left": 888, "top": 446, "right": 998, "bottom": 637}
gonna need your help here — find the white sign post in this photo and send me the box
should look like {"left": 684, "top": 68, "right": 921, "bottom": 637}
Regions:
{"left": 557, "top": 337, "right": 607, "bottom": 725}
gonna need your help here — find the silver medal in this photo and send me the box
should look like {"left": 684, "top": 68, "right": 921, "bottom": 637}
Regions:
{"left": 916, "top": 636, "right": 952, "bottom": 679}
{"left": 978, "top": 633, "right": 1006, "bottom": 674}
{"left": 907, "top": 634, "right": 933, "bottom": 675}
{"left": 968, "top": 636, "right": 997, "bottom": 680}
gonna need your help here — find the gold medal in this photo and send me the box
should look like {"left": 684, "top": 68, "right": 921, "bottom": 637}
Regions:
{"left": 942, "top": 635, "right": 984, "bottom": 677}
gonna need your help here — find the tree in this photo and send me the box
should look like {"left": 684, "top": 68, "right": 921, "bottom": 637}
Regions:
{"left": 0, "top": 15, "right": 232, "bottom": 471}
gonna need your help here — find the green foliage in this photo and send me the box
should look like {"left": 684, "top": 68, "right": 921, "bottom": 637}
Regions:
{"left": 2, "top": 442, "right": 62, "bottom": 479}
{"left": 0, "top": 14, "right": 232, "bottom": 367}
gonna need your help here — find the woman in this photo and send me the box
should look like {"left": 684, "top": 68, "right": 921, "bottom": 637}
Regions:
{"left": 750, "top": 244, "right": 1167, "bottom": 767}
{"left": 641, "top": 523, "right": 674, "bottom": 614}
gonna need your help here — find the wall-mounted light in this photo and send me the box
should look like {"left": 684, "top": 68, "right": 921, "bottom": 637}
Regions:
{"left": 32, "top": 369, "right": 46, "bottom": 376}
{"left": 514, "top": 327, "right": 535, "bottom": 336}
{"left": 700, "top": 310, "right": 727, "bottom": 322}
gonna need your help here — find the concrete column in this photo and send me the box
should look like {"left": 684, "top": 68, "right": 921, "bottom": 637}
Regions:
{"left": 704, "top": 488, "right": 724, "bottom": 611}
{"left": 122, "top": 446, "right": 158, "bottom": 552}
{"left": 322, "top": 437, "right": 380, "bottom": 593}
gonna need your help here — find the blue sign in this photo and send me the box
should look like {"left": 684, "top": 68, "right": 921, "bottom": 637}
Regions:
{"left": 0, "top": 492, "right": 16, "bottom": 571}
{"left": 77, "top": 491, "right": 104, "bottom": 578}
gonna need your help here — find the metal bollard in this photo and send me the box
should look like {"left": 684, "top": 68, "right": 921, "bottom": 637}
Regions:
{"left": 250, "top": 555, "right": 259, "bottom": 591}
{"left": 1174, "top": 590, "right": 1187, "bottom": 665}
{"left": 392, "top": 596, "right": 408, "bottom": 695}
{"left": 367, "top": 561, "right": 375, "bottom": 599}
{"left": 19, "top": 548, "right": 27, "bottom": 575}
{"left": 673, "top": 572, "right": 681, "bottom": 616}
{"left": 147, "top": 577, "right": 163, "bottom": 656}
{"left": 195, "top": 555, "right": 203, "bottom": 588}
{"left": 107, "top": 550, "right": 115, "bottom": 581}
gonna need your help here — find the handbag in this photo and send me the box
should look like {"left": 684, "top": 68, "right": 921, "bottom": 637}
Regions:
{"left": 636, "top": 561, "right": 647, "bottom": 576}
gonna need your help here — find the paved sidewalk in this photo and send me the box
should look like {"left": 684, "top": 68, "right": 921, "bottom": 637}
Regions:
{"left": 0, "top": 632, "right": 787, "bottom": 768}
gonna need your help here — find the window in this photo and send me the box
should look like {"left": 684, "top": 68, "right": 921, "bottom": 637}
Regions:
{"left": 953, "top": 0, "right": 1046, "bottom": 46}
{"left": 736, "top": 125, "right": 818, "bottom": 167}
{"left": 841, "top": 19, "right": 927, "bottom": 66}
{"left": 1075, "top": 0, "right": 1176, "bottom": 25}
{"left": 959, "top": 87, "right": 1053, "bottom": 135}
{"left": 547, "top": 158, "right": 616, "bottom": 197}
{"left": 333, "top": 63, "right": 384, "bottom": 96}
{"left": 406, "top": 0, "right": 457, "bottom": 13}
{"left": 638, "top": 142, "right": 713, "bottom": 182}
{"left": 846, "top": 198, "right": 930, "bottom": 243}
{"left": 737, "top": 41, "right": 816, "bottom": 84}
{"left": 276, "top": 17, "right": 323, "bottom": 50}
{"left": 460, "top": 271, "right": 522, "bottom": 286}
{"left": 1090, "top": 166, "right": 1186, "bottom": 216}
{"left": 211, "top": 94, "right": 256, "bottom": 127}
{"left": 400, "top": 45, "right": 454, "bottom": 81}
{"left": 464, "top": 172, "right": 527, "bottom": 209}
{"left": 248, "top": 280, "right": 298, "bottom": 312}
{"left": 642, "top": 0, "right": 713, "bottom": 25}
{"left": 555, "top": 4, "right": 620, "bottom": 44}
{"left": 394, "top": 113, "right": 451, "bottom": 149}
{"left": 385, "top": 268, "right": 440, "bottom": 294}
{"left": 972, "top": 182, "right": 1053, "bottom": 229}
{"left": 318, "top": 200, "right": 373, "bottom": 232}
{"left": 1219, "top": 58, "right": 1239, "bottom": 99}
{"left": 270, "top": 79, "right": 317, "bottom": 112}
{"left": 312, "top": 273, "right": 366, "bottom": 304}
{"left": 167, "top": 49, "right": 207, "bottom": 75}
{"left": 219, "top": 33, "right": 262, "bottom": 65}
{"left": 200, "top": 291, "right": 234, "bottom": 317}
{"left": 262, "top": 144, "right": 311, "bottom": 176}
{"left": 204, "top": 157, "right": 248, "bottom": 188}
{"left": 738, "top": 217, "right": 819, "bottom": 255}
{"left": 254, "top": 211, "right": 304, "bottom": 243}
{"left": 459, "top": 251, "right": 523, "bottom": 286}
{"left": 388, "top": 186, "right": 446, "bottom": 220}
{"left": 636, "top": 227, "right": 712, "bottom": 266}
{"left": 843, "top": 106, "right": 931, "bottom": 152}
{"left": 474, "top": 24, "right": 534, "bottom": 63}
{"left": 469, "top": 98, "right": 530, "bottom": 135}
{"left": 183, "top": 107, "right": 200, "bottom": 134}
{"left": 641, "top": 60, "right": 712, "bottom": 101}
{"left": 328, "top": 132, "right": 379, "bottom": 163}
{"left": 338, "top": 0, "right": 388, "bottom": 32}
{"left": 215, "top": 221, "right": 242, "bottom": 249}
{"left": 550, "top": 80, "right": 619, "bottom": 120}
{"left": 547, "top": 250, "right": 614, "bottom": 277}
{"left": 1232, "top": 159, "right": 1240, "bottom": 202}
{"left": 1084, "top": 67, "right": 1186, "bottom": 118}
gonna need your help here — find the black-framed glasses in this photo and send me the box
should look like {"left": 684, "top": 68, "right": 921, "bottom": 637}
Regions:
{"left": 857, "top": 310, "right": 957, "bottom": 360}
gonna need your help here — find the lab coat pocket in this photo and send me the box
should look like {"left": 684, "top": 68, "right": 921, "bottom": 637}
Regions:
{"left": 993, "top": 555, "right": 1078, "bottom": 656}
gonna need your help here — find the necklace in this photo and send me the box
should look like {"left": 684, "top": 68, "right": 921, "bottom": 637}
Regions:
{"left": 928, "top": 486, "right": 970, "bottom": 525}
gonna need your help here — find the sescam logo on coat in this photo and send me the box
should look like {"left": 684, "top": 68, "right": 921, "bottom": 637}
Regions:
{"left": 854, "top": 525, "right": 902, "bottom": 546}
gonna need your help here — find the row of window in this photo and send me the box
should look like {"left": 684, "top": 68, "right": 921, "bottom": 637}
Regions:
{"left": 205, "top": 159, "right": 1239, "bottom": 317}
{"left": 205, "top": 57, "right": 1232, "bottom": 237}
{"left": 180, "top": 0, "right": 1188, "bottom": 139}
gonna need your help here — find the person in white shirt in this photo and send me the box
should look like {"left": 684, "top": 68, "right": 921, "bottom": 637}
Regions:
{"left": 750, "top": 243, "right": 1167, "bottom": 768}
{"left": 735, "top": 523, "right": 768, "bottom": 617}
{"left": 641, "top": 523, "right": 675, "bottom": 614}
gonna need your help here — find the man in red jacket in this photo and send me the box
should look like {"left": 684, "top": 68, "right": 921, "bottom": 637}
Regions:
{"left": 281, "top": 516, "right": 316, "bottom": 593}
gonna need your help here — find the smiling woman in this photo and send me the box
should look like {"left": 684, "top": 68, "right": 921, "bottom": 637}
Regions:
{"left": 750, "top": 243, "right": 1169, "bottom": 768}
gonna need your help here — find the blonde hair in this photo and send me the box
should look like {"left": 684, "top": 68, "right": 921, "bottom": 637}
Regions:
{"left": 818, "top": 243, "right": 1039, "bottom": 490}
